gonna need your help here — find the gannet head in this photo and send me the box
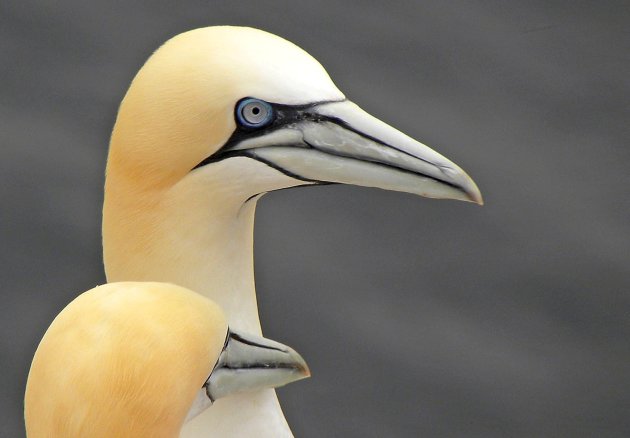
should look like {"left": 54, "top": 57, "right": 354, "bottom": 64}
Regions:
{"left": 24, "top": 282, "right": 309, "bottom": 437}
{"left": 107, "top": 26, "right": 482, "bottom": 206}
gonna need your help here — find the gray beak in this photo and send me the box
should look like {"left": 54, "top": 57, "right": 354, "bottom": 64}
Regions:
{"left": 221, "top": 99, "right": 483, "bottom": 204}
{"left": 185, "top": 328, "right": 309, "bottom": 422}
{"left": 205, "top": 329, "right": 310, "bottom": 401}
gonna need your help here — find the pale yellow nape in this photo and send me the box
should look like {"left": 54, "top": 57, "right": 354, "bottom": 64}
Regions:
{"left": 24, "top": 282, "right": 227, "bottom": 438}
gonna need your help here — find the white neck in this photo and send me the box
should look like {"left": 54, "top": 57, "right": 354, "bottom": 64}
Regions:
{"left": 103, "top": 163, "right": 296, "bottom": 437}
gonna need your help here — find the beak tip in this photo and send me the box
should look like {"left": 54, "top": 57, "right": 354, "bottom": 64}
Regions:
{"left": 469, "top": 191, "right": 484, "bottom": 206}
{"left": 302, "top": 362, "right": 311, "bottom": 378}
{"left": 460, "top": 174, "right": 483, "bottom": 206}
{"left": 301, "top": 366, "right": 312, "bottom": 379}
{"left": 292, "top": 350, "right": 311, "bottom": 379}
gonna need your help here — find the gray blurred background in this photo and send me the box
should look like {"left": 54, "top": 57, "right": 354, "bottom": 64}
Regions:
{"left": 2, "top": 1, "right": 629, "bottom": 436}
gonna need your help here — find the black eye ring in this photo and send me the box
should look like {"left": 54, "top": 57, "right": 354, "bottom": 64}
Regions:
{"left": 235, "top": 98, "right": 274, "bottom": 129}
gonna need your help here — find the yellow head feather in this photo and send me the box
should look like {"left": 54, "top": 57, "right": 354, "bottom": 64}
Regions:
{"left": 24, "top": 282, "right": 227, "bottom": 438}
{"left": 103, "top": 27, "right": 345, "bottom": 287}
{"left": 107, "top": 26, "right": 343, "bottom": 189}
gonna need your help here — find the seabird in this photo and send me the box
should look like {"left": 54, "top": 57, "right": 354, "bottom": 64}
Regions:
{"left": 24, "top": 282, "right": 309, "bottom": 437}
{"left": 102, "top": 26, "right": 482, "bottom": 437}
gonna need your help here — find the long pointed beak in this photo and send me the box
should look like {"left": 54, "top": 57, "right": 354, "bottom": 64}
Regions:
{"left": 223, "top": 100, "right": 482, "bottom": 204}
{"left": 184, "top": 328, "right": 309, "bottom": 422}
{"left": 205, "top": 329, "right": 310, "bottom": 402}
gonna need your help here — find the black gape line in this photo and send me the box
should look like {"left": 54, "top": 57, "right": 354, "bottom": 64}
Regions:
{"left": 192, "top": 96, "right": 462, "bottom": 192}
{"left": 220, "top": 363, "right": 299, "bottom": 371}
{"left": 203, "top": 329, "right": 289, "bottom": 385}
{"left": 202, "top": 328, "right": 294, "bottom": 401}
{"left": 191, "top": 97, "right": 346, "bottom": 181}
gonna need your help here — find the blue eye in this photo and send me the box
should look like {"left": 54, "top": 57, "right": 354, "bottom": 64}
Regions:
{"left": 236, "top": 98, "right": 274, "bottom": 129}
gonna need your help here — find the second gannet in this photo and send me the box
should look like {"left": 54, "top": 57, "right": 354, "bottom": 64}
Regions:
{"left": 24, "top": 282, "right": 309, "bottom": 437}
{"left": 103, "top": 26, "right": 483, "bottom": 437}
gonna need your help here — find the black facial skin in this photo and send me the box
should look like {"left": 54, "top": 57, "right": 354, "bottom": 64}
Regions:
{"left": 192, "top": 98, "right": 345, "bottom": 174}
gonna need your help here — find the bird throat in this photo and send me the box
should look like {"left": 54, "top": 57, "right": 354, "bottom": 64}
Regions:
{"left": 103, "top": 178, "right": 263, "bottom": 333}
{"left": 103, "top": 170, "right": 295, "bottom": 437}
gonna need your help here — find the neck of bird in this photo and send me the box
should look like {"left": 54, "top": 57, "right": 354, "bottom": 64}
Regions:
{"left": 103, "top": 171, "right": 293, "bottom": 437}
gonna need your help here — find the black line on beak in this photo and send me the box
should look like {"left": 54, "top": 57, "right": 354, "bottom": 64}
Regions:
{"left": 192, "top": 99, "right": 345, "bottom": 171}
{"left": 228, "top": 330, "right": 289, "bottom": 354}
{"left": 202, "top": 149, "right": 326, "bottom": 184}
{"left": 191, "top": 98, "right": 465, "bottom": 196}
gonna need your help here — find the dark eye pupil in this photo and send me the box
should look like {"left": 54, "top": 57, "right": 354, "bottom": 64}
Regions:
{"left": 243, "top": 104, "right": 265, "bottom": 122}
{"left": 236, "top": 98, "right": 273, "bottom": 128}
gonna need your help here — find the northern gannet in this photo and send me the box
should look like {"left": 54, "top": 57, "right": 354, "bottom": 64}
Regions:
{"left": 24, "top": 282, "right": 309, "bottom": 437}
{"left": 103, "top": 26, "right": 482, "bottom": 437}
